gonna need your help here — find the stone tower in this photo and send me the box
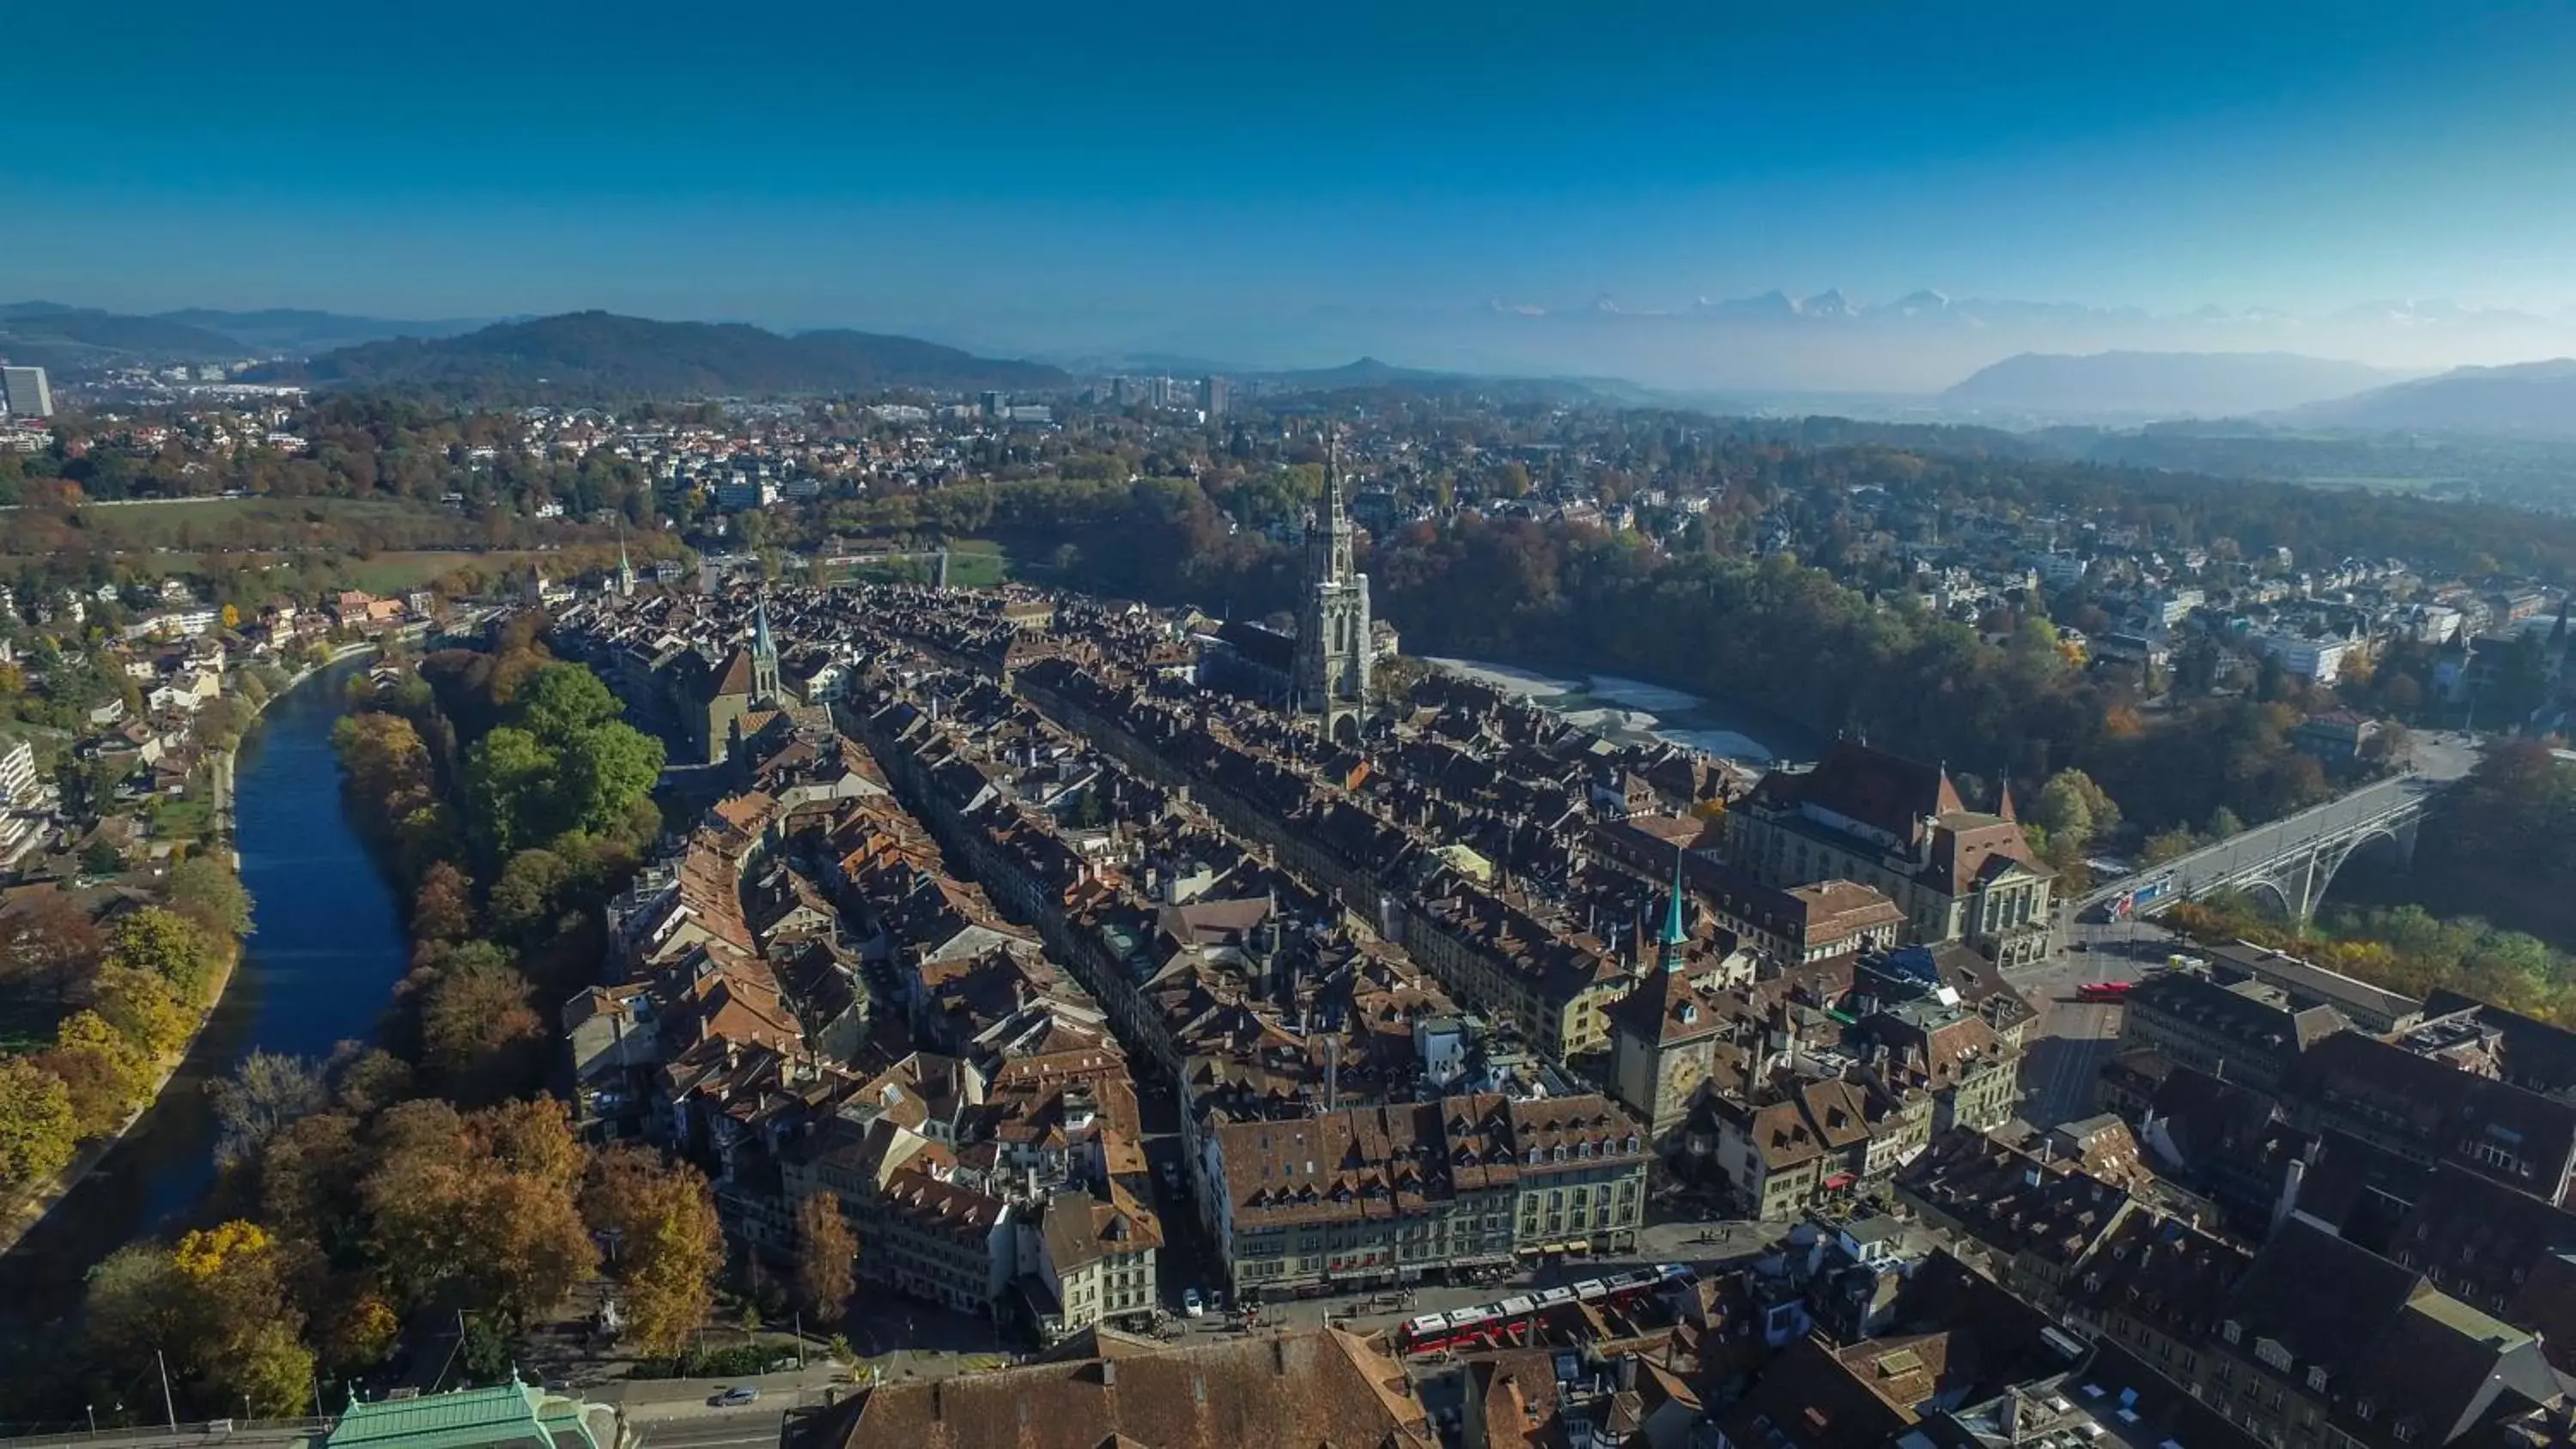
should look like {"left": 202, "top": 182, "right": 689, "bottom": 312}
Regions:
{"left": 750, "top": 595, "right": 782, "bottom": 705}
{"left": 1292, "top": 433, "right": 1372, "bottom": 743}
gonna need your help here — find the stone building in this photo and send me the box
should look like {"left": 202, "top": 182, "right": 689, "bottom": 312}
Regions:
{"left": 1725, "top": 742, "right": 2055, "bottom": 967}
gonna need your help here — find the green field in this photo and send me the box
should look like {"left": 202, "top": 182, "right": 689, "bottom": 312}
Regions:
{"left": 944, "top": 539, "right": 1013, "bottom": 589}
{"left": 28, "top": 495, "right": 439, "bottom": 551}
{"left": 823, "top": 540, "right": 1015, "bottom": 590}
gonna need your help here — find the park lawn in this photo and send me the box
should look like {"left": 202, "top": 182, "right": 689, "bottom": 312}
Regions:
{"left": 150, "top": 792, "right": 217, "bottom": 846}
{"left": 943, "top": 540, "right": 1012, "bottom": 589}
{"left": 36, "top": 496, "right": 434, "bottom": 552}
{"left": 341, "top": 549, "right": 542, "bottom": 594}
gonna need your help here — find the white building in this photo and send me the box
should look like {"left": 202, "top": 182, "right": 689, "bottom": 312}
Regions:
{"left": 2260, "top": 632, "right": 2361, "bottom": 684}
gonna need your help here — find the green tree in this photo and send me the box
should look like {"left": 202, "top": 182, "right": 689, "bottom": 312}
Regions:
{"left": 167, "top": 858, "right": 254, "bottom": 938}
{"left": 513, "top": 664, "right": 623, "bottom": 743}
{"left": 557, "top": 724, "right": 665, "bottom": 836}
{"left": 465, "top": 726, "right": 557, "bottom": 860}
{"left": 489, "top": 849, "right": 574, "bottom": 944}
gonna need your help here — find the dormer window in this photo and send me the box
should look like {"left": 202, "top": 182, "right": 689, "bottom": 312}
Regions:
{"left": 2222, "top": 1320, "right": 2242, "bottom": 1344}
{"left": 2306, "top": 1367, "right": 2329, "bottom": 1393}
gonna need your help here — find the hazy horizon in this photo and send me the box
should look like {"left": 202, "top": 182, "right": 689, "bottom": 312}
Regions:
{"left": 9, "top": 0, "right": 2575, "bottom": 389}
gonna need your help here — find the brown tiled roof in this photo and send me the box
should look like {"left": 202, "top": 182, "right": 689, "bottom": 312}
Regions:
{"left": 783, "top": 1326, "right": 1434, "bottom": 1449}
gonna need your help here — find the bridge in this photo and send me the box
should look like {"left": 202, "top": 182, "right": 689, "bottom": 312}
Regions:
{"left": 2073, "top": 768, "right": 2459, "bottom": 925}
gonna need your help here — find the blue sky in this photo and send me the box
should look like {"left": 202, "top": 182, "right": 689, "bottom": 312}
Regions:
{"left": 9, "top": 0, "right": 2576, "bottom": 350}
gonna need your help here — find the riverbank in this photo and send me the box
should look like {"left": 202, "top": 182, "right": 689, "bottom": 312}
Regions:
{"left": 0, "top": 660, "right": 332, "bottom": 1258}
{"left": 1420, "top": 655, "right": 1827, "bottom": 767}
{"left": 0, "top": 651, "right": 402, "bottom": 1315}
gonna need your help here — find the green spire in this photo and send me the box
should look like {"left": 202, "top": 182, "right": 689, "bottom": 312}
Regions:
{"left": 1659, "top": 845, "right": 1688, "bottom": 971}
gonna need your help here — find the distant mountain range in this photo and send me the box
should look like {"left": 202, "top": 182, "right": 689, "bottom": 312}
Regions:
{"left": 0, "top": 302, "right": 490, "bottom": 368}
{"left": 2283, "top": 359, "right": 2576, "bottom": 438}
{"left": 153, "top": 308, "right": 494, "bottom": 354}
{"left": 1939, "top": 350, "right": 2399, "bottom": 421}
{"left": 245, "top": 312, "right": 1072, "bottom": 398}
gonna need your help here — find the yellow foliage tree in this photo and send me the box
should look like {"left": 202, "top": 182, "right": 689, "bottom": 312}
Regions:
{"left": 173, "top": 1220, "right": 273, "bottom": 1280}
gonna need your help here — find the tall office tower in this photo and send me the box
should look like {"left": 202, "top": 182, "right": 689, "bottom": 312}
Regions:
{"left": 0, "top": 366, "right": 53, "bottom": 418}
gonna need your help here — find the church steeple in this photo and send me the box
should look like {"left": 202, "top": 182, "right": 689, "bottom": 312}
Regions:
{"left": 750, "top": 594, "right": 781, "bottom": 704}
{"left": 615, "top": 527, "right": 637, "bottom": 597}
{"left": 1659, "top": 845, "right": 1689, "bottom": 973}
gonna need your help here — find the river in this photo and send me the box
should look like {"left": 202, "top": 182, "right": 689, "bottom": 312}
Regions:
{"left": 1422, "top": 657, "right": 1828, "bottom": 768}
{"left": 0, "top": 656, "right": 408, "bottom": 1326}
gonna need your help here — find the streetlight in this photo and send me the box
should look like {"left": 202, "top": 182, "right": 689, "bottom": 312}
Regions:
{"left": 87, "top": 1404, "right": 95, "bottom": 1438}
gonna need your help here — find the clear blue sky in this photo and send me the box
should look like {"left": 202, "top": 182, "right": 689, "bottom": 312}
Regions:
{"left": 10, "top": 0, "right": 2575, "bottom": 343}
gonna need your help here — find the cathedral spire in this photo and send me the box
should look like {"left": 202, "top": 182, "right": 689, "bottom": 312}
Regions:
{"left": 615, "top": 526, "right": 636, "bottom": 597}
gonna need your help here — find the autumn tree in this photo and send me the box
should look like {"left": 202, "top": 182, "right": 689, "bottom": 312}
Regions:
{"left": 793, "top": 1192, "right": 856, "bottom": 1321}
{"left": 410, "top": 861, "right": 477, "bottom": 943}
{"left": 0, "top": 1056, "right": 79, "bottom": 1189}
{"left": 583, "top": 1144, "right": 724, "bottom": 1357}
{"left": 38, "top": 1009, "right": 152, "bottom": 1137}
{"left": 1, "top": 888, "right": 104, "bottom": 1006}
{"left": 93, "top": 965, "right": 192, "bottom": 1056}
{"left": 360, "top": 1099, "right": 598, "bottom": 1325}
{"left": 416, "top": 948, "right": 544, "bottom": 1102}
{"left": 105, "top": 906, "right": 223, "bottom": 1009}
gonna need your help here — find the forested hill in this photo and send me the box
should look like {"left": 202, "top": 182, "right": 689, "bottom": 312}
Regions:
{"left": 246, "top": 312, "right": 1072, "bottom": 400}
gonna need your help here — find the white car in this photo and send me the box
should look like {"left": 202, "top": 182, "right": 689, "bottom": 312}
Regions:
{"left": 1182, "top": 1288, "right": 1205, "bottom": 1318}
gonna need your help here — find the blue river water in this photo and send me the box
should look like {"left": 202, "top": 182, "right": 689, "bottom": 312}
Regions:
{"left": 0, "top": 656, "right": 408, "bottom": 1325}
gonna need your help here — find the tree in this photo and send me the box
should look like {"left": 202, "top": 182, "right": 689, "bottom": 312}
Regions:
{"left": 93, "top": 965, "right": 192, "bottom": 1056}
{"left": 418, "top": 954, "right": 544, "bottom": 1100}
{"left": 2032, "top": 769, "right": 2121, "bottom": 850}
{"left": 489, "top": 849, "right": 574, "bottom": 944}
{"left": 167, "top": 858, "right": 253, "bottom": 938}
{"left": 39, "top": 1009, "right": 152, "bottom": 1137}
{"left": 105, "top": 906, "right": 222, "bottom": 1007}
{"left": 410, "top": 861, "right": 477, "bottom": 943}
{"left": 793, "top": 1192, "right": 857, "bottom": 1320}
{"left": 583, "top": 1145, "right": 724, "bottom": 1357}
{"left": 0, "top": 1056, "right": 79, "bottom": 1189}
{"left": 359, "top": 1099, "right": 598, "bottom": 1323}
{"left": 84, "top": 1243, "right": 191, "bottom": 1366}
{"left": 465, "top": 726, "right": 557, "bottom": 860}
{"left": 557, "top": 724, "right": 665, "bottom": 837}
{"left": 0, "top": 889, "right": 104, "bottom": 1006}
{"left": 2141, "top": 828, "right": 2200, "bottom": 865}
{"left": 513, "top": 664, "right": 623, "bottom": 743}
{"left": 210, "top": 1052, "right": 326, "bottom": 1166}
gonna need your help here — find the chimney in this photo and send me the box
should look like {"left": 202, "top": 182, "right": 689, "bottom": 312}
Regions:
{"left": 1100, "top": 1359, "right": 1115, "bottom": 1388}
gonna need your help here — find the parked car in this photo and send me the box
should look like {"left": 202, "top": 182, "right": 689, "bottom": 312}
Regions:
{"left": 1182, "top": 1288, "right": 1206, "bottom": 1318}
{"left": 711, "top": 1387, "right": 761, "bottom": 1407}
